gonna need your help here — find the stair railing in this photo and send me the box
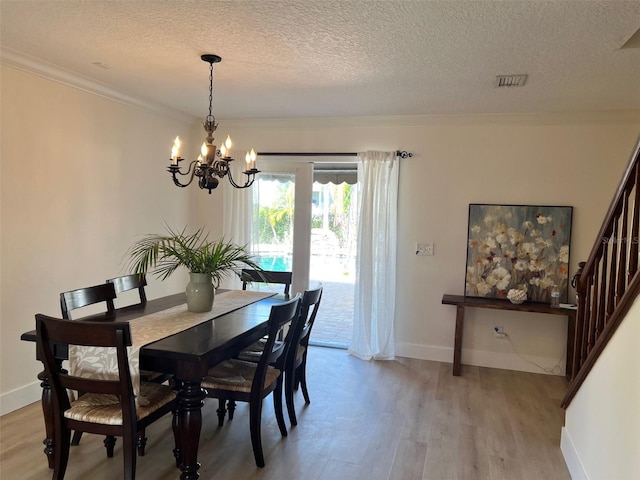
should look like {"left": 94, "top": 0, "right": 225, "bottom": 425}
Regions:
{"left": 563, "top": 135, "right": 640, "bottom": 408}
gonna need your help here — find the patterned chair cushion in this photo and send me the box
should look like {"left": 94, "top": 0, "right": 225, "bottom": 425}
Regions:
{"left": 63, "top": 382, "right": 177, "bottom": 426}
{"left": 202, "top": 359, "right": 281, "bottom": 393}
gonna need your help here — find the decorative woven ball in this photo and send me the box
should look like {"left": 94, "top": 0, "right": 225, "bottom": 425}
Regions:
{"left": 507, "top": 289, "right": 527, "bottom": 304}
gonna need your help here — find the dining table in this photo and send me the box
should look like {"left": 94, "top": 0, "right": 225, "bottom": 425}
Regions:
{"left": 21, "top": 289, "right": 285, "bottom": 480}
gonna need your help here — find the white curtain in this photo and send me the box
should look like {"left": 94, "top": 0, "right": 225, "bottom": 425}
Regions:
{"left": 348, "top": 151, "right": 399, "bottom": 360}
{"left": 220, "top": 160, "right": 253, "bottom": 290}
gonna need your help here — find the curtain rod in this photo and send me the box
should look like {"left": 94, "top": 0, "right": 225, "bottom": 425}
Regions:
{"left": 256, "top": 150, "right": 413, "bottom": 159}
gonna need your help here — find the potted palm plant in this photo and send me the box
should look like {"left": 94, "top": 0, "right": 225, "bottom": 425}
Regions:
{"left": 127, "top": 226, "right": 264, "bottom": 312}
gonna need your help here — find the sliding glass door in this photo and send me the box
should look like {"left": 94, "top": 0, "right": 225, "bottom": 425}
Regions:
{"left": 251, "top": 162, "right": 312, "bottom": 296}
{"left": 250, "top": 159, "right": 357, "bottom": 347}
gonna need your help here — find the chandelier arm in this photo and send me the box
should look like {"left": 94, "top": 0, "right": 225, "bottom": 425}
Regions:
{"left": 226, "top": 167, "right": 255, "bottom": 189}
{"left": 211, "top": 159, "right": 229, "bottom": 178}
{"left": 167, "top": 160, "right": 199, "bottom": 188}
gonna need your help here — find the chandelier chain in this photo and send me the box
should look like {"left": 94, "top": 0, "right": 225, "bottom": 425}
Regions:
{"left": 208, "top": 61, "right": 214, "bottom": 119}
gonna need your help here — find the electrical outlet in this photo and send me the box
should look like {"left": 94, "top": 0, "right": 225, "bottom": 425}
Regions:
{"left": 493, "top": 326, "right": 506, "bottom": 338}
{"left": 415, "top": 242, "right": 434, "bottom": 256}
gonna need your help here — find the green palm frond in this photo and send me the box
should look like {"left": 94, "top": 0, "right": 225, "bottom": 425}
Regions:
{"left": 126, "top": 226, "right": 263, "bottom": 285}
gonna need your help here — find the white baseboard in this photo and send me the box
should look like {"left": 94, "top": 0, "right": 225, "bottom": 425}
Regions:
{"left": 395, "top": 342, "right": 452, "bottom": 363}
{"left": 395, "top": 342, "right": 565, "bottom": 376}
{"left": 0, "top": 380, "right": 41, "bottom": 416}
{"left": 561, "top": 427, "right": 589, "bottom": 480}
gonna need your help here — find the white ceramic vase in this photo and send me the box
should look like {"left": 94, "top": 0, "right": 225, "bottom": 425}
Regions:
{"left": 185, "top": 272, "right": 215, "bottom": 312}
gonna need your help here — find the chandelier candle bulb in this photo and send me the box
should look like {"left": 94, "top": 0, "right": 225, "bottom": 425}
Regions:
{"left": 225, "top": 136, "right": 232, "bottom": 157}
{"left": 171, "top": 136, "right": 181, "bottom": 165}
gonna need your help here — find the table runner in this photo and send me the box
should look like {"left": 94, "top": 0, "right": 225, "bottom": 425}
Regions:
{"left": 69, "top": 290, "right": 276, "bottom": 405}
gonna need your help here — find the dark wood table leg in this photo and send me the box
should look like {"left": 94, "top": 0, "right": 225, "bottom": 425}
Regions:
{"left": 172, "top": 380, "right": 183, "bottom": 468}
{"left": 38, "top": 367, "right": 56, "bottom": 469}
{"left": 177, "top": 381, "right": 205, "bottom": 480}
{"left": 453, "top": 305, "right": 465, "bottom": 376}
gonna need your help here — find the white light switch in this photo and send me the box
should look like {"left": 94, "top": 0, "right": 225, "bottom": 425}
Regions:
{"left": 415, "top": 243, "right": 434, "bottom": 256}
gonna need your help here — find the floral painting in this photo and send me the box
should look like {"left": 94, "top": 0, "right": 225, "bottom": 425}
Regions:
{"left": 465, "top": 204, "right": 573, "bottom": 303}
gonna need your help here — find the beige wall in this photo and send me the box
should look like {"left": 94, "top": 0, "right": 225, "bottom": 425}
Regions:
{"left": 0, "top": 65, "right": 203, "bottom": 413}
{"left": 2, "top": 63, "right": 639, "bottom": 416}
{"left": 561, "top": 297, "right": 640, "bottom": 480}
{"left": 220, "top": 114, "right": 640, "bottom": 373}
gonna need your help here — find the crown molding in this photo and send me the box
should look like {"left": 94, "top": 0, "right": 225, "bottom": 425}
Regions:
{"left": 0, "top": 47, "right": 195, "bottom": 124}
{"left": 222, "top": 110, "right": 640, "bottom": 130}
{"left": 4, "top": 46, "right": 637, "bottom": 129}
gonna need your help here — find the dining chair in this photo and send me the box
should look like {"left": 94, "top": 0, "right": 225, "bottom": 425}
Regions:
{"left": 241, "top": 269, "right": 292, "bottom": 298}
{"left": 35, "top": 314, "right": 178, "bottom": 480}
{"left": 60, "top": 280, "right": 167, "bottom": 446}
{"left": 201, "top": 294, "right": 301, "bottom": 468}
{"left": 284, "top": 285, "right": 322, "bottom": 425}
{"left": 60, "top": 283, "right": 117, "bottom": 320}
{"left": 106, "top": 274, "right": 147, "bottom": 311}
{"left": 106, "top": 273, "right": 173, "bottom": 386}
{"left": 60, "top": 283, "right": 119, "bottom": 446}
{"left": 238, "top": 285, "right": 323, "bottom": 426}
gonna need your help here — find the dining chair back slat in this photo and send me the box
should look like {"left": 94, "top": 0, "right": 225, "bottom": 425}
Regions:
{"left": 39, "top": 318, "right": 133, "bottom": 397}
{"left": 60, "top": 283, "right": 117, "bottom": 320}
{"left": 106, "top": 274, "right": 147, "bottom": 311}
{"left": 241, "top": 269, "right": 292, "bottom": 298}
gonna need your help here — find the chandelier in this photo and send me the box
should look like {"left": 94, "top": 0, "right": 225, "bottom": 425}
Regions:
{"left": 167, "top": 54, "right": 259, "bottom": 193}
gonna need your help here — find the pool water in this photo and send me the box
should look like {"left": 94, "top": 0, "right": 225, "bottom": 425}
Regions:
{"left": 257, "top": 256, "right": 292, "bottom": 272}
{"left": 256, "top": 254, "right": 355, "bottom": 284}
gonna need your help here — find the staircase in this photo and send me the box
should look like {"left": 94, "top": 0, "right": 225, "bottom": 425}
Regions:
{"left": 562, "top": 135, "right": 640, "bottom": 408}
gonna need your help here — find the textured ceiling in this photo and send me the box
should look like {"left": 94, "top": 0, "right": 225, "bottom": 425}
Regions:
{"left": 1, "top": 0, "right": 639, "bottom": 119}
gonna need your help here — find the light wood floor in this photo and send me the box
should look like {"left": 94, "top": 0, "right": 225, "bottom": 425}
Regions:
{"left": 0, "top": 347, "right": 571, "bottom": 479}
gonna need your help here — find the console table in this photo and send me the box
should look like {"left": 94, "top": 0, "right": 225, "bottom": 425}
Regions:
{"left": 442, "top": 294, "right": 577, "bottom": 380}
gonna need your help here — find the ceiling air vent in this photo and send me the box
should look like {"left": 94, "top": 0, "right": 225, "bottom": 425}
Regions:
{"left": 494, "top": 74, "right": 528, "bottom": 88}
